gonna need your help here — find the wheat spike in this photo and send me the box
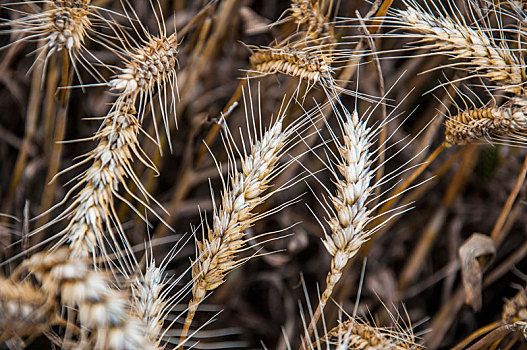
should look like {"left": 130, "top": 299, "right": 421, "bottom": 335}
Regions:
{"left": 6, "top": 0, "right": 94, "bottom": 72}
{"left": 393, "top": 2, "right": 527, "bottom": 94}
{"left": 109, "top": 31, "right": 179, "bottom": 134}
{"left": 302, "top": 99, "right": 379, "bottom": 346}
{"left": 49, "top": 97, "right": 154, "bottom": 260}
{"left": 178, "top": 90, "right": 309, "bottom": 344}
{"left": 322, "top": 318, "right": 421, "bottom": 350}
{"left": 444, "top": 99, "right": 527, "bottom": 146}
{"left": 289, "top": 0, "right": 334, "bottom": 40}
{"left": 44, "top": 26, "right": 178, "bottom": 260}
{"left": 249, "top": 44, "right": 335, "bottom": 87}
{"left": 0, "top": 277, "right": 57, "bottom": 342}
{"left": 503, "top": 285, "right": 527, "bottom": 323}
{"left": 26, "top": 247, "right": 157, "bottom": 349}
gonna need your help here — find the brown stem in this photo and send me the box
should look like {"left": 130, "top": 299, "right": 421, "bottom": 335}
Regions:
{"left": 490, "top": 154, "right": 527, "bottom": 246}
{"left": 451, "top": 320, "right": 502, "bottom": 350}
{"left": 178, "top": 299, "right": 200, "bottom": 348}
{"left": 465, "top": 324, "right": 517, "bottom": 350}
{"left": 36, "top": 50, "right": 72, "bottom": 230}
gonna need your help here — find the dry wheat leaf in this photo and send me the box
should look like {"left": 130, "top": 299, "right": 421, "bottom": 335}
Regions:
{"left": 459, "top": 233, "right": 496, "bottom": 311}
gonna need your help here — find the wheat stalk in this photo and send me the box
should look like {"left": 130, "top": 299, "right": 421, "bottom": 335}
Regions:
{"left": 393, "top": 2, "right": 527, "bottom": 95}
{"left": 444, "top": 98, "right": 527, "bottom": 146}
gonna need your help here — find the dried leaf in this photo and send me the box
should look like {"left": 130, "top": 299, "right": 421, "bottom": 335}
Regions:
{"left": 459, "top": 233, "right": 496, "bottom": 311}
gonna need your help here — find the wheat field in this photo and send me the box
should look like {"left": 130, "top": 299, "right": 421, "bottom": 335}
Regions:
{"left": 0, "top": 0, "right": 527, "bottom": 349}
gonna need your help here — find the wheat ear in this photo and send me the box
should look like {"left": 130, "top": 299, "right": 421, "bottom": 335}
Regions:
{"left": 444, "top": 98, "right": 527, "bottom": 146}
{"left": 131, "top": 263, "right": 168, "bottom": 346}
{"left": 321, "top": 318, "right": 421, "bottom": 349}
{"left": 109, "top": 31, "right": 179, "bottom": 140}
{"left": 44, "top": 29, "right": 178, "bottom": 260}
{"left": 289, "top": 0, "right": 334, "bottom": 40}
{"left": 0, "top": 277, "right": 57, "bottom": 343}
{"left": 393, "top": 2, "right": 527, "bottom": 95}
{"left": 6, "top": 0, "right": 93, "bottom": 73}
{"left": 26, "top": 247, "right": 156, "bottom": 349}
{"left": 249, "top": 43, "right": 336, "bottom": 88}
{"left": 178, "top": 92, "right": 307, "bottom": 344}
{"left": 302, "top": 100, "right": 377, "bottom": 347}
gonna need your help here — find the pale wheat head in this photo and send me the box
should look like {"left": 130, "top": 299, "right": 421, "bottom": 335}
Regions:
{"left": 391, "top": 0, "right": 527, "bottom": 95}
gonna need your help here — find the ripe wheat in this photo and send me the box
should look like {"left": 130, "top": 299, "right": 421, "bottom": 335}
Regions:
{"left": 392, "top": 3, "right": 527, "bottom": 95}
{"left": 444, "top": 98, "right": 527, "bottom": 146}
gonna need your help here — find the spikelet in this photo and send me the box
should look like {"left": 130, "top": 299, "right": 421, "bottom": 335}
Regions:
{"left": 393, "top": 2, "right": 527, "bottom": 95}
{"left": 26, "top": 247, "right": 157, "bottom": 349}
{"left": 0, "top": 277, "right": 56, "bottom": 342}
{"left": 444, "top": 99, "right": 527, "bottom": 146}
{"left": 503, "top": 285, "right": 527, "bottom": 323}
{"left": 322, "top": 319, "right": 421, "bottom": 349}
{"left": 249, "top": 44, "right": 335, "bottom": 87}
